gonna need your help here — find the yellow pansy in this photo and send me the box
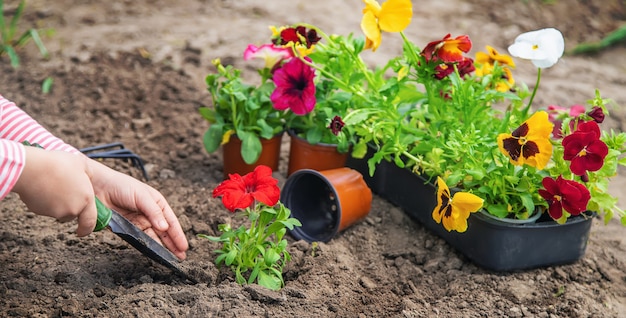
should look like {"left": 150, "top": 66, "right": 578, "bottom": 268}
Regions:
{"left": 432, "top": 177, "right": 484, "bottom": 233}
{"left": 497, "top": 111, "right": 554, "bottom": 169}
{"left": 361, "top": 0, "right": 412, "bottom": 52}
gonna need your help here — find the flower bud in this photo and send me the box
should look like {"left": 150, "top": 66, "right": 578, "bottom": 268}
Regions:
{"left": 587, "top": 106, "right": 605, "bottom": 123}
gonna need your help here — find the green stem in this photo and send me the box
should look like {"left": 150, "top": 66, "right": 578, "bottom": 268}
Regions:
{"left": 229, "top": 94, "right": 238, "bottom": 132}
{"left": 523, "top": 67, "right": 541, "bottom": 116}
{"left": 400, "top": 31, "right": 421, "bottom": 66}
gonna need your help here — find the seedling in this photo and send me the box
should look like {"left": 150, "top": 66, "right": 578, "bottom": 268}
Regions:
{"left": 0, "top": 0, "right": 50, "bottom": 67}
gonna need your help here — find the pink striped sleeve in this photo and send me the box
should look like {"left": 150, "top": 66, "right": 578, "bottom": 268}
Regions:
{"left": 0, "top": 94, "right": 79, "bottom": 199}
{"left": 0, "top": 139, "right": 25, "bottom": 199}
{"left": 0, "top": 95, "right": 78, "bottom": 153}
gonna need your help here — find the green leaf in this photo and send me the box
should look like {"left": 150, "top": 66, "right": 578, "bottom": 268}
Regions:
{"left": 257, "top": 270, "right": 282, "bottom": 291}
{"left": 225, "top": 249, "right": 237, "bottom": 266}
{"left": 238, "top": 130, "right": 262, "bottom": 164}
{"left": 203, "top": 125, "right": 223, "bottom": 153}
{"left": 41, "top": 77, "right": 53, "bottom": 94}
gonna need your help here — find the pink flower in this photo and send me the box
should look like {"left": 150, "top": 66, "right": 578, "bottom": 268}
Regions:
{"left": 243, "top": 44, "right": 293, "bottom": 69}
{"left": 547, "top": 104, "right": 586, "bottom": 138}
{"left": 270, "top": 57, "right": 316, "bottom": 115}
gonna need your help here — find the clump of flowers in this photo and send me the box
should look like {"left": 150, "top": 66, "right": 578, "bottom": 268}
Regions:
{"left": 294, "top": 0, "right": 626, "bottom": 233}
{"left": 198, "top": 165, "right": 301, "bottom": 290}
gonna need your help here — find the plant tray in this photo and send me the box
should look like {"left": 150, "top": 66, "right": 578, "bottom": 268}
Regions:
{"left": 346, "top": 152, "right": 594, "bottom": 272}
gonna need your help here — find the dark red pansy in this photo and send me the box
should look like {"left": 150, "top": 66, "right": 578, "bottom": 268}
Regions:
{"left": 562, "top": 121, "right": 608, "bottom": 176}
{"left": 538, "top": 176, "right": 590, "bottom": 220}
{"left": 328, "top": 115, "right": 345, "bottom": 135}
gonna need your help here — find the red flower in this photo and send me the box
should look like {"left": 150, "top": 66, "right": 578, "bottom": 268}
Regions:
{"left": 421, "top": 34, "right": 472, "bottom": 63}
{"left": 434, "top": 57, "right": 475, "bottom": 80}
{"left": 587, "top": 106, "right": 605, "bottom": 123}
{"left": 273, "top": 25, "right": 321, "bottom": 48}
{"left": 212, "top": 165, "right": 280, "bottom": 212}
{"left": 562, "top": 121, "right": 608, "bottom": 176}
{"left": 328, "top": 115, "right": 345, "bottom": 135}
{"left": 271, "top": 57, "right": 317, "bottom": 115}
{"left": 538, "top": 176, "right": 590, "bottom": 220}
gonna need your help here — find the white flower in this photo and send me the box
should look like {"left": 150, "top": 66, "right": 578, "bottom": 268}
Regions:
{"left": 507, "top": 28, "right": 565, "bottom": 68}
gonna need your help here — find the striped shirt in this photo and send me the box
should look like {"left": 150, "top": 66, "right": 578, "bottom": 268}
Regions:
{"left": 0, "top": 94, "right": 78, "bottom": 199}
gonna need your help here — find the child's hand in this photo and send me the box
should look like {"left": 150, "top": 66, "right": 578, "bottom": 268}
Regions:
{"left": 13, "top": 147, "right": 98, "bottom": 237}
{"left": 87, "top": 159, "right": 188, "bottom": 260}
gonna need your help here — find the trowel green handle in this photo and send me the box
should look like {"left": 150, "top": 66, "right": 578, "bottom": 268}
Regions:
{"left": 94, "top": 197, "right": 112, "bottom": 232}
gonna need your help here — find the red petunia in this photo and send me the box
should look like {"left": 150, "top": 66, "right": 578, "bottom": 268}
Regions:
{"left": 270, "top": 57, "right": 317, "bottom": 115}
{"left": 562, "top": 121, "right": 608, "bottom": 176}
{"left": 421, "top": 34, "right": 472, "bottom": 63}
{"left": 538, "top": 176, "right": 590, "bottom": 220}
{"left": 212, "top": 165, "right": 280, "bottom": 212}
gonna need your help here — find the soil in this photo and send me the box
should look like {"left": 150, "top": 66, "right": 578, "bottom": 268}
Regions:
{"left": 1, "top": 0, "right": 626, "bottom": 317}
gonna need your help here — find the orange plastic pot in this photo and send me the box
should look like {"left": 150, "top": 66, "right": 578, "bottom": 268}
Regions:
{"left": 287, "top": 130, "right": 349, "bottom": 176}
{"left": 280, "top": 167, "right": 372, "bottom": 242}
{"left": 222, "top": 132, "right": 283, "bottom": 179}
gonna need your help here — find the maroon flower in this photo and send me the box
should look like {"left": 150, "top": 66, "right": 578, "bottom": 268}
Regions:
{"left": 212, "top": 165, "right": 280, "bottom": 212}
{"left": 433, "top": 57, "right": 475, "bottom": 80}
{"left": 587, "top": 106, "right": 605, "bottom": 123}
{"left": 562, "top": 121, "right": 608, "bottom": 176}
{"left": 328, "top": 115, "right": 345, "bottom": 135}
{"left": 273, "top": 25, "right": 321, "bottom": 48}
{"left": 538, "top": 176, "right": 590, "bottom": 220}
{"left": 270, "top": 57, "right": 316, "bottom": 115}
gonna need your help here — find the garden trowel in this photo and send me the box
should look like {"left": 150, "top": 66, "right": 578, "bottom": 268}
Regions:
{"left": 94, "top": 197, "right": 195, "bottom": 282}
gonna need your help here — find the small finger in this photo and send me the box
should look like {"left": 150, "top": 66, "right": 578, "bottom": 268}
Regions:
{"left": 75, "top": 198, "right": 97, "bottom": 237}
{"left": 157, "top": 230, "right": 187, "bottom": 260}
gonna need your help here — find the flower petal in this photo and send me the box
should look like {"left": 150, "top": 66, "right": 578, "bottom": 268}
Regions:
{"left": 378, "top": 0, "right": 413, "bottom": 32}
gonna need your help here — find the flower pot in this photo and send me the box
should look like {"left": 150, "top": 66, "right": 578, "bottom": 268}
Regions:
{"left": 287, "top": 130, "right": 349, "bottom": 176}
{"left": 222, "top": 132, "right": 284, "bottom": 179}
{"left": 347, "top": 155, "right": 595, "bottom": 271}
{"left": 280, "top": 167, "right": 372, "bottom": 243}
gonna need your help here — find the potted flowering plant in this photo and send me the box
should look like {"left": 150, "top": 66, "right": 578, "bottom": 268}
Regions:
{"left": 199, "top": 54, "right": 286, "bottom": 176}
{"left": 297, "top": 0, "right": 626, "bottom": 270}
{"left": 198, "top": 165, "right": 301, "bottom": 291}
{"left": 243, "top": 24, "right": 366, "bottom": 174}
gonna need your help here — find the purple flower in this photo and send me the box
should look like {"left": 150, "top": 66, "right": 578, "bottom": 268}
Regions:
{"left": 270, "top": 57, "right": 316, "bottom": 115}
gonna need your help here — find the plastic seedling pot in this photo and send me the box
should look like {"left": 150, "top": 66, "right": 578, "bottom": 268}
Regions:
{"left": 281, "top": 168, "right": 372, "bottom": 243}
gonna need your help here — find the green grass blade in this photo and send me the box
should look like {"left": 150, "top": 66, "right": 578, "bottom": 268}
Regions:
{"left": 8, "top": 0, "right": 26, "bottom": 42}
{"left": 0, "top": 0, "right": 6, "bottom": 43}
{"left": 5, "top": 45, "right": 19, "bottom": 67}
{"left": 29, "top": 29, "right": 48, "bottom": 57}
{"left": 41, "top": 77, "right": 53, "bottom": 94}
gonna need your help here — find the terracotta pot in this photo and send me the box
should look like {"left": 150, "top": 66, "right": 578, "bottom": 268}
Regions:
{"left": 287, "top": 130, "right": 349, "bottom": 176}
{"left": 222, "top": 132, "right": 283, "bottom": 179}
{"left": 280, "top": 167, "right": 372, "bottom": 242}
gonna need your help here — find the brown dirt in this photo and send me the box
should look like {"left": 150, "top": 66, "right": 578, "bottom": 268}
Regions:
{"left": 1, "top": 0, "right": 626, "bottom": 317}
